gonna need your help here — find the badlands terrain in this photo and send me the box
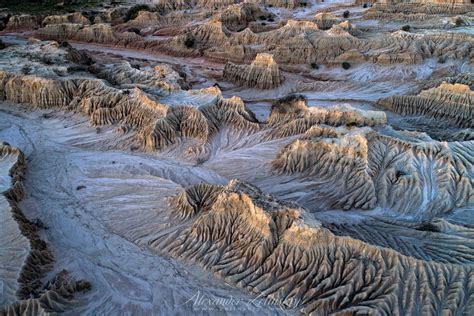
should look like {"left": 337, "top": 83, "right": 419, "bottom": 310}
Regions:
{"left": 0, "top": 0, "right": 473, "bottom": 315}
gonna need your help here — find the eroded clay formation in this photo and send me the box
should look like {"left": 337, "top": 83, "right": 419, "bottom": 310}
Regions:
{"left": 153, "top": 179, "right": 474, "bottom": 315}
{"left": 223, "top": 53, "right": 284, "bottom": 89}
{"left": 377, "top": 82, "right": 473, "bottom": 128}
{"left": 0, "top": 0, "right": 473, "bottom": 315}
{"left": 265, "top": 96, "right": 472, "bottom": 215}
{"left": 19, "top": 6, "right": 472, "bottom": 66}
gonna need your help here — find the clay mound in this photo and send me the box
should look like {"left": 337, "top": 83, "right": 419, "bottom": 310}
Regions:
{"left": 263, "top": 95, "right": 471, "bottom": 215}
{"left": 0, "top": 67, "right": 259, "bottom": 153}
{"left": 5, "top": 15, "right": 40, "bottom": 31}
{"left": 325, "top": 216, "right": 474, "bottom": 264}
{"left": 42, "top": 12, "right": 90, "bottom": 26}
{"left": 1, "top": 67, "right": 470, "bottom": 219}
{"left": 150, "top": 179, "right": 473, "bottom": 315}
{"left": 37, "top": 23, "right": 142, "bottom": 45}
{"left": 220, "top": 3, "right": 270, "bottom": 32}
{"left": 153, "top": 0, "right": 193, "bottom": 11}
{"left": 373, "top": 1, "right": 474, "bottom": 15}
{"left": 271, "top": 25, "right": 360, "bottom": 64}
{"left": 122, "top": 10, "right": 198, "bottom": 32}
{"left": 264, "top": 19, "right": 320, "bottom": 44}
{"left": 0, "top": 71, "right": 80, "bottom": 108}
{"left": 72, "top": 81, "right": 166, "bottom": 129}
{"left": 124, "top": 10, "right": 161, "bottom": 29}
{"left": 260, "top": 0, "right": 307, "bottom": 9}
{"left": 363, "top": 9, "right": 434, "bottom": 22}
{"left": 373, "top": 33, "right": 471, "bottom": 64}
{"left": 337, "top": 20, "right": 359, "bottom": 35}
{"left": 75, "top": 23, "right": 142, "bottom": 45}
{"left": 61, "top": 42, "right": 94, "bottom": 65}
{"left": 0, "top": 143, "right": 90, "bottom": 315}
{"left": 145, "top": 92, "right": 260, "bottom": 151}
{"left": 28, "top": 5, "right": 473, "bottom": 67}
{"left": 0, "top": 40, "right": 92, "bottom": 77}
{"left": 0, "top": 70, "right": 164, "bottom": 139}
{"left": 424, "top": 73, "right": 474, "bottom": 91}
{"left": 267, "top": 95, "right": 386, "bottom": 138}
{"left": 314, "top": 12, "right": 340, "bottom": 30}
{"left": 197, "top": 0, "right": 238, "bottom": 8}
{"left": 377, "top": 82, "right": 474, "bottom": 128}
{"left": 90, "top": 62, "right": 181, "bottom": 92}
{"left": 191, "top": 19, "right": 230, "bottom": 45}
{"left": 125, "top": 8, "right": 213, "bottom": 34}
{"left": 271, "top": 120, "right": 473, "bottom": 215}
{"left": 273, "top": 127, "right": 378, "bottom": 210}
{"left": 223, "top": 53, "right": 284, "bottom": 89}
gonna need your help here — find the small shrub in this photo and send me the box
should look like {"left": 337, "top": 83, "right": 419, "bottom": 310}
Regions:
{"left": 437, "top": 56, "right": 446, "bottom": 64}
{"left": 343, "top": 10, "right": 350, "bottom": 19}
{"left": 41, "top": 56, "right": 54, "bottom": 65}
{"left": 416, "top": 222, "right": 440, "bottom": 233}
{"left": 128, "top": 27, "right": 141, "bottom": 35}
{"left": 0, "top": 39, "right": 5, "bottom": 50}
{"left": 53, "top": 67, "right": 67, "bottom": 76}
{"left": 402, "top": 24, "right": 411, "bottom": 32}
{"left": 59, "top": 41, "right": 71, "bottom": 48}
{"left": 184, "top": 34, "right": 195, "bottom": 48}
{"left": 455, "top": 17, "right": 464, "bottom": 27}
{"left": 67, "top": 65, "right": 88, "bottom": 73}
{"left": 261, "top": 22, "right": 267, "bottom": 26}
{"left": 125, "top": 5, "right": 150, "bottom": 22}
{"left": 259, "top": 15, "right": 267, "bottom": 20}
{"left": 21, "top": 64, "right": 32, "bottom": 75}
{"left": 271, "top": 94, "right": 308, "bottom": 114}
{"left": 310, "top": 63, "right": 319, "bottom": 69}
{"left": 268, "top": 17, "right": 275, "bottom": 22}
{"left": 363, "top": 3, "right": 368, "bottom": 8}
{"left": 341, "top": 61, "right": 351, "bottom": 70}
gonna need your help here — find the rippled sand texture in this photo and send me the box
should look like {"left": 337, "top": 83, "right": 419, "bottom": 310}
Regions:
{"left": 0, "top": 0, "right": 472, "bottom": 315}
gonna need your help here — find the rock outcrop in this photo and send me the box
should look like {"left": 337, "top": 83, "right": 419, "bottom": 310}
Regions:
{"left": 223, "top": 53, "right": 284, "bottom": 89}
